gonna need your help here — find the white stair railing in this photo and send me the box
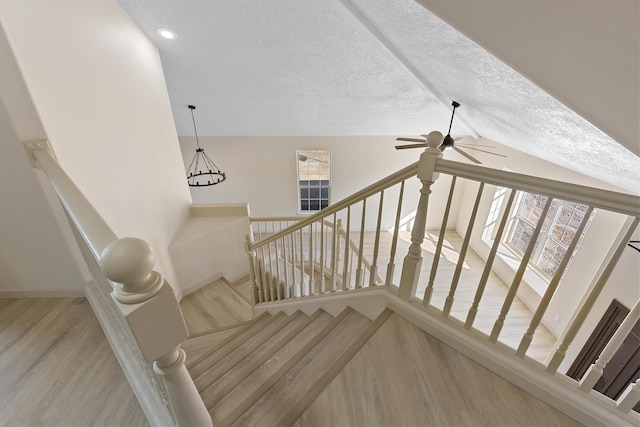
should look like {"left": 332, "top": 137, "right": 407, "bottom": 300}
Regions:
{"left": 245, "top": 132, "right": 640, "bottom": 424}
{"left": 248, "top": 216, "right": 385, "bottom": 303}
{"left": 246, "top": 160, "right": 419, "bottom": 304}
{"left": 26, "top": 141, "right": 211, "bottom": 427}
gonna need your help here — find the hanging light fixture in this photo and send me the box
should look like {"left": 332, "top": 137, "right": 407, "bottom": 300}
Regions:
{"left": 185, "top": 105, "right": 226, "bottom": 187}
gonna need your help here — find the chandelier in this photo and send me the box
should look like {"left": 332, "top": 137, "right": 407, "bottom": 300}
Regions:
{"left": 185, "top": 105, "right": 226, "bottom": 187}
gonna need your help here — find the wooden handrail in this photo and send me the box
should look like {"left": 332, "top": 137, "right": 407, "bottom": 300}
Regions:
{"left": 436, "top": 159, "right": 639, "bottom": 216}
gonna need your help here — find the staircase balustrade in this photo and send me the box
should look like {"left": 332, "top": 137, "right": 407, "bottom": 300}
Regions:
{"left": 27, "top": 142, "right": 211, "bottom": 427}
{"left": 248, "top": 203, "right": 398, "bottom": 302}
{"left": 245, "top": 132, "right": 640, "bottom": 424}
{"left": 24, "top": 138, "right": 640, "bottom": 425}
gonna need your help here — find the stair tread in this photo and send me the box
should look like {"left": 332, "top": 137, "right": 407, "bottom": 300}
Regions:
{"left": 188, "top": 311, "right": 278, "bottom": 375}
{"left": 183, "top": 326, "right": 246, "bottom": 364}
{"left": 210, "top": 308, "right": 355, "bottom": 425}
{"left": 200, "top": 309, "right": 333, "bottom": 409}
{"left": 275, "top": 309, "right": 393, "bottom": 427}
{"left": 221, "top": 308, "right": 374, "bottom": 427}
{"left": 194, "top": 311, "right": 305, "bottom": 390}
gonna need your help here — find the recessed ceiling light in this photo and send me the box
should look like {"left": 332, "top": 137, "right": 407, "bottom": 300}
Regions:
{"left": 156, "top": 28, "right": 177, "bottom": 40}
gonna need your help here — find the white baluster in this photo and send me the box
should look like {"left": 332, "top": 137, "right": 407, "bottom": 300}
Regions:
{"left": 274, "top": 239, "right": 284, "bottom": 300}
{"left": 580, "top": 300, "right": 639, "bottom": 391}
{"left": 101, "top": 238, "right": 211, "bottom": 427}
{"left": 517, "top": 205, "right": 595, "bottom": 357}
{"left": 290, "top": 229, "right": 298, "bottom": 296}
{"left": 244, "top": 234, "right": 260, "bottom": 305}
{"left": 547, "top": 216, "right": 640, "bottom": 373}
{"left": 386, "top": 180, "right": 405, "bottom": 287}
{"left": 319, "top": 220, "right": 326, "bottom": 294}
{"left": 258, "top": 245, "right": 267, "bottom": 302}
{"left": 330, "top": 214, "right": 338, "bottom": 292}
{"left": 266, "top": 230, "right": 275, "bottom": 301}
{"left": 355, "top": 199, "right": 367, "bottom": 288}
{"left": 398, "top": 131, "right": 443, "bottom": 301}
{"left": 466, "top": 189, "right": 515, "bottom": 328}
{"left": 283, "top": 236, "right": 292, "bottom": 299}
{"left": 617, "top": 379, "right": 640, "bottom": 413}
{"left": 369, "top": 190, "right": 384, "bottom": 287}
{"left": 443, "top": 182, "right": 484, "bottom": 317}
{"left": 299, "top": 226, "right": 306, "bottom": 296}
{"left": 490, "top": 196, "right": 553, "bottom": 342}
{"left": 423, "top": 176, "right": 456, "bottom": 307}
{"left": 342, "top": 206, "right": 352, "bottom": 291}
{"left": 308, "top": 223, "right": 315, "bottom": 295}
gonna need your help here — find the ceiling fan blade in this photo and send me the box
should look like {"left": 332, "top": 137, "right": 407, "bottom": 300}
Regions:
{"left": 425, "top": 135, "right": 463, "bottom": 142}
{"left": 456, "top": 146, "right": 507, "bottom": 157}
{"left": 456, "top": 143, "right": 496, "bottom": 149}
{"left": 395, "top": 143, "right": 428, "bottom": 150}
{"left": 396, "top": 137, "right": 426, "bottom": 143}
{"left": 453, "top": 146, "right": 482, "bottom": 164}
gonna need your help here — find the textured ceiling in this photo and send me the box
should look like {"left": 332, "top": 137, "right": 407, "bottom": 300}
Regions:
{"left": 115, "top": 0, "right": 639, "bottom": 193}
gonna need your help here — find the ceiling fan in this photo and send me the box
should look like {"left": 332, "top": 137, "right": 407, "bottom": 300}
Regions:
{"left": 395, "top": 101, "right": 506, "bottom": 164}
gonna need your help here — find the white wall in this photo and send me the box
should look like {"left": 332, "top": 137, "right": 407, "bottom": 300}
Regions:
{"left": 0, "top": 0, "right": 193, "bottom": 293}
{"left": 180, "top": 135, "right": 466, "bottom": 230}
{"left": 169, "top": 215, "right": 250, "bottom": 298}
{"left": 181, "top": 136, "right": 412, "bottom": 215}
{"left": 0, "top": 85, "right": 87, "bottom": 295}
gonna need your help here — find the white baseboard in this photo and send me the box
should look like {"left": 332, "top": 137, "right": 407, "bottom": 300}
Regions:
{"left": 222, "top": 272, "right": 251, "bottom": 286}
{"left": 0, "top": 288, "right": 85, "bottom": 298}
{"left": 176, "top": 272, "right": 251, "bottom": 302}
{"left": 175, "top": 273, "right": 223, "bottom": 302}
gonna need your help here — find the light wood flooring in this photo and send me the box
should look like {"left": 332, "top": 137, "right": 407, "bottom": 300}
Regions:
{"left": 182, "top": 281, "right": 581, "bottom": 426}
{"left": 294, "top": 312, "right": 581, "bottom": 427}
{"left": 347, "top": 229, "right": 557, "bottom": 363}
{"left": 0, "top": 266, "right": 570, "bottom": 426}
{"left": 180, "top": 278, "right": 253, "bottom": 335}
{"left": 0, "top": 297, "right": 148, "bottom": 426}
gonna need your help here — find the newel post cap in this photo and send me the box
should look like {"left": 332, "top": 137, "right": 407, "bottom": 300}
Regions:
{"left": 101, "top": 237, "right": 164, "bottom": 303}
{"left": 101, "top": 237, "right": 155, "bottom": 287}
{"left": 426, "top": 131, "right": 444, "bottom": 149}
{"left": 417, "top": 131, "right": 443, "bottom": 183}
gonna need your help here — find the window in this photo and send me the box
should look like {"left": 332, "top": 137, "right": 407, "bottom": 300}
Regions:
{"left": 506, "top": 192, "right": 591, "bottom": 277}
{"left": 297, "top": 149, "right": 330, "bottom": 213}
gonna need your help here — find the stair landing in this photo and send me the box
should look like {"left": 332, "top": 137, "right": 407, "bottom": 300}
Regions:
{"left": 295, "top": 312, "right": 581, "bottom": 427}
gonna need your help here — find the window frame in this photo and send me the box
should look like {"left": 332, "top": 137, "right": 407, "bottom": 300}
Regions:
{"left": 296, "top": 149, "right": 331, "bottom": 214}
{"left": 504, "top": 191, "right": 591, "bottom": 279}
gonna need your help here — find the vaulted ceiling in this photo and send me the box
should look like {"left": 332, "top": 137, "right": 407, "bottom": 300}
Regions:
{"left": 115, "top": 0, "right": 639, "bottom": 193}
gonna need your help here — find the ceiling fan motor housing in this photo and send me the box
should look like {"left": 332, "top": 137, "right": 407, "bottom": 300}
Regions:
{"left": 441, "top": 134, "right": 456, "bottom": 148}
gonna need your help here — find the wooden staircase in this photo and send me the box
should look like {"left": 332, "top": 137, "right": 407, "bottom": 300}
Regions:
{"left": 185, "top": 307, "right": 391, "bottom": 427}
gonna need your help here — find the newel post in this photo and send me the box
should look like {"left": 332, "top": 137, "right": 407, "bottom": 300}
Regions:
{"left": 101, "top": 238, "right": 212, "bottom": 427}
{"left": 398, "top": 131, "right": 443, "bottom": 301}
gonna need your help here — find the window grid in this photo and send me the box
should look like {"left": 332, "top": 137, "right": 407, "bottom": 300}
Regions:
{"left": 506, "top": 192, "right": 590, "bottom": 278}
{"left": 297, "top": 150, "right": 330, "bottom": 213}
